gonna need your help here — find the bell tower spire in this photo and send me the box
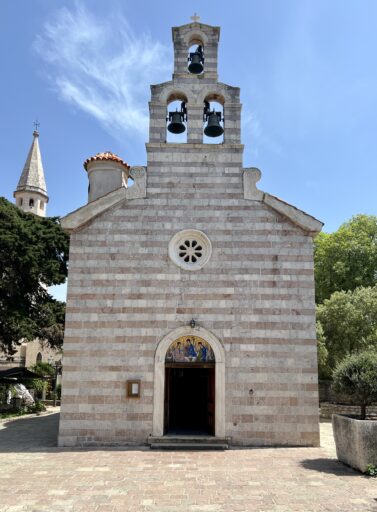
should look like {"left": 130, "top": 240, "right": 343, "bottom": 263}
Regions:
{"left": 13, "top": 124, "right": 49, "bottom": 217}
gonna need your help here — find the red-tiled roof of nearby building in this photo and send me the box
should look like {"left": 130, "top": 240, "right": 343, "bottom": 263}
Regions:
{"left": 83, "top": 152, "right": 130, "bottom": 170}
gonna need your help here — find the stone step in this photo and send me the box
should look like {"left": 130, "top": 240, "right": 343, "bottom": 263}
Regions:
{"left": 148, "top": 435, "right": 229, "bottom": 450}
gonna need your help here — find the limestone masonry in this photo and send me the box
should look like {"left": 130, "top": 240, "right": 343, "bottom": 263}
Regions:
{"left": 58, "top": 19, "right": 323, "bottom": 447}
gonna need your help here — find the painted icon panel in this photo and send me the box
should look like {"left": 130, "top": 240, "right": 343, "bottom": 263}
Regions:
{"left": 165, "top": 336, "right": 215, "bottom": 363}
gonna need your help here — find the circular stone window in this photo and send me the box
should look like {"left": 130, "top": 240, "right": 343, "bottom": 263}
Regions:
{"left": 169, "top": 229, "right": 212, "bottom": 271}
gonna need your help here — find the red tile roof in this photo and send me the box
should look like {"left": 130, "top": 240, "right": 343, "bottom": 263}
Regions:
{"left": 84, "top": 152, "right": 130, "bottom": 170}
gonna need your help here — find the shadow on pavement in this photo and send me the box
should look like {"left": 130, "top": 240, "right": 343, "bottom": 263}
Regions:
{"left": 0, "top": 412, "right": 59, "bottom": 452}
{"left": 0, "top": 412, "right": 149, "bottom": 453}
{"left": 301, "top": 458, "right": 363, "bottom": 477}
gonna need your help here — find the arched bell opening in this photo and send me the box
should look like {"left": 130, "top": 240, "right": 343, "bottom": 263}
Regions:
{"left": 188, "top": 42, "right": 204, "bottom": 75}
{"left": 203, "top": 97, "right": 224, "bottom": 144}
{"left": 166, "top": 93, "right": 188, "bottom": 143}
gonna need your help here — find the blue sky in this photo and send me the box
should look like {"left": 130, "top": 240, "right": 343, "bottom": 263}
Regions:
{"left": 1, "top": 1, "right": 377, "bottom": 301}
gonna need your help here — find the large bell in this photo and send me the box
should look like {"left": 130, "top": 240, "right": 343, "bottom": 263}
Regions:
{"left": 167, "top": 110, "right": 186, "bottom": 134}
{"left": 188, "top": 45, "right": 204, "bottom": 74}
{"left": 204, "top": 111, "right": 224, "bottom": 138}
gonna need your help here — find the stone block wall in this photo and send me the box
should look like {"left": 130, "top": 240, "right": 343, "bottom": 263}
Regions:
{"left": 320, "top": 403, "right": 377, "bottom": 419}
{"left": 59, "top": 141, "right": 319, "bottom": 447}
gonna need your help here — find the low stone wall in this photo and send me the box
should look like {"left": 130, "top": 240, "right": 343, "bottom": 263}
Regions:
{"left": 41, "top": 399, "right": 61, "bottom": 406}
{"left": 320, "top": 402, "right": 377, "bottom": 419}
{"left": 319, "top": 380, "right": 354, "bottom": 404}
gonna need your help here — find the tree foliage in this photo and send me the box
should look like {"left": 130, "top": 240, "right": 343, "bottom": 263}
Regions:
{"left": 29, "top": 361, "right": 56, "bottom": 395}
{"left": 332, "top": 351, "right": 377, "bottom": 419}
{"left": 0, "top": 198, "right": 69, "bottom": 354}
{"left": 30, "top": 361, "right": 56, "bottom": 377}
{"left": 316, "top": 321, "right": 329, "bottom": 379}
{"left": 316, "top": 286, "right": 377, "bottom": 372}
{"left": 314, "top": 214, "right": 377, "bottom": 303}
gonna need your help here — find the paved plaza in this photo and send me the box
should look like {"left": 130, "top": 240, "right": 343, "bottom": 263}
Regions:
{"left": 0, "top": 410, "right": 376, "bottom": 512}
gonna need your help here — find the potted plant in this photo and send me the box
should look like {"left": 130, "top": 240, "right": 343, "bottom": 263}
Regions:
{"left": 332, "top": 350, "right": 377, "bottom": 473}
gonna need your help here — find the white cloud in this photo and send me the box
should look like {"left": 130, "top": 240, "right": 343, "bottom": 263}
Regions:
{"left": 34, "top": 5, "right": 171, "bottom": 140}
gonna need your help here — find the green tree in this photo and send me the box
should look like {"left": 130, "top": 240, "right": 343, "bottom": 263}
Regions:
{"left": 316, "top": 286, "right": 377, "bottom": 372}
{"left": 333, "top": 351, "right": 377, "bottom": 419}
{"left": 316, "top": 321, "right": 329, "bottom": 379}
{"left": 0, "top": 198, "right": 69, "bottom": 354}
{"left": 314, "top": 214, "right": 377, "bottom": 303}
{"left": 29, "top": 361, "right": 56, "bottom": 397}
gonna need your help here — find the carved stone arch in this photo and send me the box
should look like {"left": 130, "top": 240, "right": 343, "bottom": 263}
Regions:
{"left": 152, "top": 325, "right": 226, "bottom": 437}
{"left": 199, "top": 86, "right": 230, "bottom": 105}
{"left": 159, "top": 87, "right": 195, "bottom": 105}
{"left": 183, "top": 30, "right": 209, "bottom": 47}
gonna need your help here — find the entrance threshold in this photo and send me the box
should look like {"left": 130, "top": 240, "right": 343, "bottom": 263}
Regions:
{"left": 148, "top": 435, "right": 229, "bottom": 450}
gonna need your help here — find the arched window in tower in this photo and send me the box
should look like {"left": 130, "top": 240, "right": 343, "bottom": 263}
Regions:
{"left": 29, "top": 198, "right": 34, "bottom": 208}
{"left": 203, "top": 97, "right": 224, "bottom": 144}
{"left": 166, "top": 93, "right": 188, "bottom": 143}
{"left": 18, "top": 198, "right": 23, "bottom": 206}
{"left": 188, "top": 43, "right": 204, "bottom": 74}
{"left": 36, "top": 352, "right": 42, "bottom": 363}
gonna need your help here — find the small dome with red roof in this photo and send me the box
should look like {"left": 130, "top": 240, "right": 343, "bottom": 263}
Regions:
{"left": 83, "top": 151, "right": 130, "bottom": 171}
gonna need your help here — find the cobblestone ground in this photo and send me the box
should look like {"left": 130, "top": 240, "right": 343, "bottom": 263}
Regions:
{"left": 0, "top": 411, "right": 376, "bottom": 512}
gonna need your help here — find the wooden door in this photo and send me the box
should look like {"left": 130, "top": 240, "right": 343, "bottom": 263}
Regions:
{"left": 207, "top": 367, "right": 215, "bottom": 435}
{"left": 164, "top": 367, "right": 170, "bottom": 434}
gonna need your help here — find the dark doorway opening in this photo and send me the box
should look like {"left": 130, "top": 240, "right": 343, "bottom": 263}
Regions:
{"left": 164, "top": 366, "right": 215, "bottom": 435}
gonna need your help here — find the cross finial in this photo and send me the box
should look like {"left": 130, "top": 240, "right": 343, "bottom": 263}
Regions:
{"left": 191, "top": 13, "right": 200, "bottom": 23}
{"left": 33, "top": 120, "right": 40, "bottom": 132}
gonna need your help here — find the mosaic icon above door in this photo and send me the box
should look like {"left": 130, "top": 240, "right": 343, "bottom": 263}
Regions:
{"left": 165, "top": 336, "right": 215, "bottom": 363}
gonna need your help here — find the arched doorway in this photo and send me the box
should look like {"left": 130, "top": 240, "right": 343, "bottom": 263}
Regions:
{"left": 165, "top": 335, "right": 215, "bottom": 435}
{"left": 152, "top": 326, "right": 225, "bottom": 438}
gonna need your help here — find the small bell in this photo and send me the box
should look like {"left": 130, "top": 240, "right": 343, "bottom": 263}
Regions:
{"left": 167, "top": 111, "right": 185, "bottom": 134}
{"left": 188, "top": 45, "right": 204, "bottom": 74}
{"left": 204, "top": 103, "right": 224, "bottom": 138}
{"left": 167, "top": 102, "right": 187, "bottom": 134}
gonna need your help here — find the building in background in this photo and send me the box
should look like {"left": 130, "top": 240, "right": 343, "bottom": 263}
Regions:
{"left": 0, "top": 128, "right": 60, "bottom": 369}
{"left": 13, "top": 127, "right": 49, "bottom": 217}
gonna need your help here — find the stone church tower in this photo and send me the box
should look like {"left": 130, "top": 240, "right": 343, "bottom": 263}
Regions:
{"left": 59, "top": 19, "right": 323, "bottom": 448}
{"left": 14, "top": 128, "right": 48, "bottom": 217}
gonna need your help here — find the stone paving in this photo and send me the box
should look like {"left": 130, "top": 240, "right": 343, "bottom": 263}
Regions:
{"left": 0, "top": 410, "right": 376, "bottom": 512}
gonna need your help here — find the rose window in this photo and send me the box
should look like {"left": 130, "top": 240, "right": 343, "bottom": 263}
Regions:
{"left": 169, "top": 229, "right": 212, "bottom": 271}
{"left": 178, "top": 239, "right": 203, "bottom": 264}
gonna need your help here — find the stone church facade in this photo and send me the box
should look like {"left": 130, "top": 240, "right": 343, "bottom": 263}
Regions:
{"left": 58, "top": 20, "right": 323, "bottom": 447}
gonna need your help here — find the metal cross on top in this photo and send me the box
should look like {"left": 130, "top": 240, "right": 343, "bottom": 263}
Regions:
{"left": 191, "top": 13, "right": 200, "bottom": 22}
{"left": 33, "top": 120, "right": 40, "bottom": 131}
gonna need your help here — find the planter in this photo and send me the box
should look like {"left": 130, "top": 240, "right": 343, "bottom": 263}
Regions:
{"left": 332, "top": 413, "right": 377, "bottom": 472}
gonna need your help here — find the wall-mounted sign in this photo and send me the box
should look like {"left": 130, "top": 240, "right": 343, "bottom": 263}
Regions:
{"left": 165, "top": 336, "right": 215, "bottom": 363}
{"left": 126, "top": 380, "right": 141, "bottom": 398}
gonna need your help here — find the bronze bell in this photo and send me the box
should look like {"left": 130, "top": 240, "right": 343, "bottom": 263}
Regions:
{"left": 167, "top": 102, "right": 187, "bottom": 134}
{"left": 204, "top": 110, "right": 224, "bottom": 138}
{"left": 188, "top": 45, "right": 204, "bottom": 74}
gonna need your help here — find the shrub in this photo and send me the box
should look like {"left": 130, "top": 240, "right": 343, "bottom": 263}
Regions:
{"left": 366, "top": 464, "right": 377, "bottom": 477}
{"left": 332, "top": 351, "right": 377, "bottom": 419}
{"left": 26, "top": 401, "right": 46, "bottom": 414}
{"left": 29, "top": 362, "right": 55, "bottom": 399}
